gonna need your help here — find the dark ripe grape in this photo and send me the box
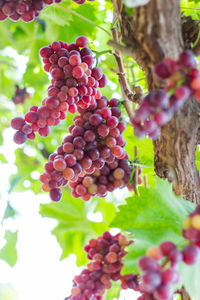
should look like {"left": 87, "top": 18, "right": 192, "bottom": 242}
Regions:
{"left": 117, "top": 122, "right": 126, "bottom": 134}
{"left": 154, "top": 284, "right": 173, "bottom": 300}
{"left": 63, "top": 142, "right": 74, "bottom": 153}
{"left": 72, "top": 163, "right": 82, "bottom": 175}
{"left": 53, "top": 158, "right": 66, "bottom": 171}
{"left": 175, "top": 85, "right": 190, "bottom": 101}
{"left": 38, "top": 106, "right": 50, "bottom": 119}
{"left": 69, "top": 54, "right": 81, "bottom": 67}
{"left": 11, "top": 117, "right": 26, "bottom": 130}
{"left": 106, "top": 116, "right": 118, "bottom": 128}
{"left": 45, "top": 161, "right": 54, "bottom": 173}
{"left": 98, "top": 74, "right": 107, "bottom": 88}
{"left": 154, "top": 111, "right": 171, "bottom": 126}
{"left": 73, "top": 136, "right": 86, "bottom": 149}
{"left": 154, "top": 61, "right": 170, "bottom": 79}
{"left": 72, "top": 66, "right": 84, "bottom": 79}
{"left": 98, "top": 124, "right": 109, "bottom": 137}
{"left": 13, "top": 131, "right": 27, "bottom": 144}
{"left": 93, "top": 158, "right": 105, "bottom": 169}
{"left": 179, "top": 50, "right": 197, "bottom": 68}
{"left": 101, "top": 107, "right": 112, "bottom": 119}
{"left": 40, "top": 172, "right": 51, "bottom": 184}
{"left": 141, "top": 271, "right": 162, "bottom": 293}
{"left": 40, "top": 46, "right": 54, "bottom": 58}
{"left": 72, "top": 125, "right": 84, "bottom": 137}
{"left": 51, "top": 170, "right": 63, "bottom": 182}
{"left": 100, "top": 147, "right": 111, "bottom": 159}
{"left": 138, "top": 256, "right": 159, "bottom": 271}
{"left": 84, "top": 130, "right": 95, "bottom": 142}
{"left": 143, "top": 120, "right": 157, "bottom": 134}
{"left": 74, "top": 149, "right": 84, "bottom": 160}
{"left": 161, "top": 268, "right": 179, "bottom": 284}
{"left": 80, "top": 157, "right": 92, "bottom": 169}
{"left": 22, "top": 124, "right": 32, "bottom": 135}
{"left": 88, "top": 149, "right": 100, "bottom": 161}
{"left": 133, "top": 105, "right": 149, "bottom": 123}
{"left": 167, "top": 249, "right": 183, "bottom": 264}
{"left": 65, "top": 154, "right": 77, "bottom": 167}
{"left": 50, "top": 188, "right": 62, "bottom": 202}
{"left": 89, "top": 114, "right": 103, "bottom": 126}
{"left": 38, "top": 126, "right": 50, "bottom": 137}
{"left": 182, "top": 245, "right": 200, "bottom": 265}
{"left": 76, "top": 36, "right": 88, "bottom": 48}
{"left": 111, "top": 107, "right": 121, "bottom": 118}
{"left": 92, "top": 67, "right": 103, "bottom": 80}
{"left": 159, "top": 241, "right": 176, "bottom": 256}
{"left": 153, "top": 90, "right": 169, "bottom": 108}
{"left": 75, "top": 184, "right": 87, "bottom": 196}
{"left": 25, "top": 111, "right": 38, "bottom": 123}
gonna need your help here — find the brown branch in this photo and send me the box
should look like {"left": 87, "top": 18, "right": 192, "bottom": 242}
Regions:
{"left": 110, "top": 11, "right": 143, "bottom": 120}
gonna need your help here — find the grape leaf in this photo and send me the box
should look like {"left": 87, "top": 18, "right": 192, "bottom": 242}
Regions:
{"left": 110, "top": 178, "right": 195, "bottom": 273}
{"left": 40, "top": 191, "right": 116, "bottom": 266}
{"left": 0, "top": 231, "right": 18, "bottom": 267}
{"left": 2, "top": 202, "right": 17, "bottom": 222}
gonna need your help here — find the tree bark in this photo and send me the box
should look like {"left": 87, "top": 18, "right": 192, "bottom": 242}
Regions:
{"left": 112, "top": 0, "right": 200, "bottom": 298}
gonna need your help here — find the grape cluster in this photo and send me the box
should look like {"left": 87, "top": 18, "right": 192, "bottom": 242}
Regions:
{"left": 182, "top": 204, "right": 200, "bottom": 248}
{"left": 11, "top": 36, "right": 107, "bottom": 145}
{"left": 131, "top": 50, "right": 200, "bottom": 140}
{"left": 0, "top": 0, "right": 62, "bottom": 22}
{"left": 40, "top": 97, "right": 132, "bottom": 202}
{"left": 12, "top": 85, "right": 30, "bottom": 105}
{"left": 138, "top": 242, "right": 182, "bottom": 300}
{"left": 131, "top": 90, "right": 171, "bottom": 140}
{"left": 66, "top": 231, "right": 135, "bottom": 300}
{"left": 138, "top": 237, "right": 200, "bottom": 300}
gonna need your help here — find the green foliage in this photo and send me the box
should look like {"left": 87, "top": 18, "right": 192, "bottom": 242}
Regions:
{"left": 40, "top": 190, "right": 116, "bottom": 265}
{"left": 2, "top": 202, "right": 17, "bottom": 222}
{"left": 111, "top": 178, "right": 195, "bottom": 273}
{"left": 0, "top": 231, "right": 18, "bottom": 267}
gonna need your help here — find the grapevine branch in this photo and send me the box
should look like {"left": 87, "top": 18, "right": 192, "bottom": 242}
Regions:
{"left": 110, "top": 22, "right": 143, "bottom": 120}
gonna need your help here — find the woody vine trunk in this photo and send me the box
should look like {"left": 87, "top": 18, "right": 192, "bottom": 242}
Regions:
{"left": 112, "top": 0, "right": 200, "bottom": 299}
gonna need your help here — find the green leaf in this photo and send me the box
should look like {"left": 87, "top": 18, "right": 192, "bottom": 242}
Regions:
{"left": 0, "top": 153, "right": 7, "bottom": 163}
{"left": 2, "top": 202, "right": 17, "bottom": 222}
{"left": 110, "top": 178, "right": 195, "bottom": 273}
{"left": 40, "top": 190, "right": 115, "bottom": 266}
{"left": 0, "top": 231, "right": 18, "bottom": 267}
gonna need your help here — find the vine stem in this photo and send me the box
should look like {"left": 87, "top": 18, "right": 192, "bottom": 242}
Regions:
{"left": 53, "top": 4, "right": 111, "bottom": 37}
{"left": 110, "top": 7, "right": 143, "bottom": 114}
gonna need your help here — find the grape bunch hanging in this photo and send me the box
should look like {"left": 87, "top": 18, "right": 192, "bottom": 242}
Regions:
{"left": 65, "top": 231, "right": 137, "bottom": 300}
{"left": 11, "top": 36, "right": 107, "bottom": 144}
{"left": 0, "top": 0, "right": 62, "bottom": 22}
{"left": 40, "top": 96, "right": 132, "bottom": 202}
{"left": 0, "top": 0, "right": 96, "bottom": 22}
{"left": 69, "top": 206, "right": 200, "bottom": 300}
{"left": 131, "top": 50, "right": 200, "bottom": 140}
